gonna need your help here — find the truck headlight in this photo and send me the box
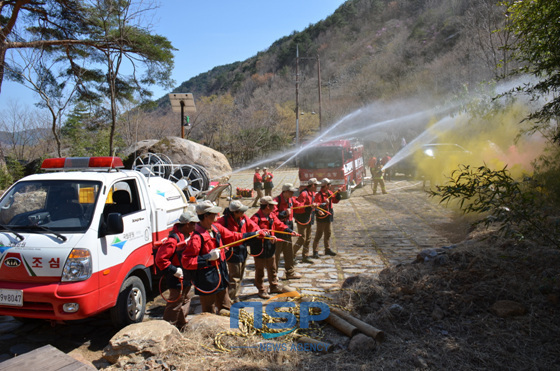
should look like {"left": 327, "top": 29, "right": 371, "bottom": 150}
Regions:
{"left": 61, "top": 248, "right": 92, "bottom": 282}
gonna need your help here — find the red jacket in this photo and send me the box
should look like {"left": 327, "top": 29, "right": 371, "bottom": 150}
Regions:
{"left": 249, "top": 209, "right": 290, "bottom": 259}
{"left": 273, "top": 194, "right": 303, "bottom": 223}
{"left": 263, "top": 171, "right": 273, "bottom": 188}
{"left": 315, "top": 189, "right": 341, "bottom": 222}
{"left": 253, "top": 172, "right": 263, "bottom": 190}
{"left": 217, "top": 213, "right": 260, "bottom": 234}
{"left": 293, "top": 188, "right": 315, "bottom": 225}
{"left": 182, "top": 223, "right": 244, "bottom": 270}
{"left": 216, "top": 213, "right": 260, "bottom": 263}
{"left": 155, "top": 224, "right": 186, "bottom": 275}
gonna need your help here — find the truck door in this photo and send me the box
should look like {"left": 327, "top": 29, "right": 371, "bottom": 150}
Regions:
{"left": 98, "top": 179, "right": 152, "bottom": 306}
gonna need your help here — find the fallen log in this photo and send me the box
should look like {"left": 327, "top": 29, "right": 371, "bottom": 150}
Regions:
{"left": 331, "top": 308, "right": 385, "bottom": 341}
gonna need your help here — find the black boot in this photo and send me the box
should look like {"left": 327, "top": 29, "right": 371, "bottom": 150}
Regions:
{"left": 325, "top": 248, "right": 337, "bottom": 256}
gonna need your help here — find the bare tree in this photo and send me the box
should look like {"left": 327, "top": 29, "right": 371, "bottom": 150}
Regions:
{"left": 8, "top": 48, "right": 82, "bottom": 156}
{"left": 463, "top": 0, "right": 516, "bottom": 79}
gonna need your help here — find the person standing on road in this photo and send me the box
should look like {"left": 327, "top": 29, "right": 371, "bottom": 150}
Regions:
{"left": 251, "top": 167, "right": 264, "bottom": 207}
{"left": 293, "top": 178, "right": 320, "bottom": 264}
{"left": 263, "top": 167, "right": 274, "bottom": 196}
{"left": 216, "top": 200, "right": 261, "bottom": 303}
{"left": 182, "top": 200, "right": 263, "bottom": 313}
{"left": 312, "top": 178, "right": 341, "bottom": 258}
{"left": 273, "top": 183, "right": 303, "bottom": 280}
{"left": 249, "top": 196, "right": 297, "bottom": 299}
{"left": 372, "top": 161, "right": 388, "bottom": 195}
{"left": 155, "top": 210, "right": 199, "bottom": 330}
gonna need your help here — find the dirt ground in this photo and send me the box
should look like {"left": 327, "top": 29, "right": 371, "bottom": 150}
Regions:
{"left": 1, "top": 174, "right": 559, "bottom": 370}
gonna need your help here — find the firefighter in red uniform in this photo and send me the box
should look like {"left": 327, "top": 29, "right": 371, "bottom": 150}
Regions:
{"left": 251, "top": 167, "right": 264, "bottom": 207}
{"left": 262, "top": 167, "right": 274, "bottom": 196}
{"left": 312, "top": 178, "right": 341, "bottom": 258}
{"left": 155, "top": 210, "right": 199, "bottom": 330}
{"left": 293, "top": 178, "right": 320, "bottom": 264}
{"left": 216, "top": 200, "right": 260, "bottom": 303}
{"left": 273, "top": 183, "right": 303, "bottom": 280}
{"left": 182, "top": 200, "right": 263, "bottom": 313}
{"left": 249, "top": 196, "right": 297, "bottom": 299}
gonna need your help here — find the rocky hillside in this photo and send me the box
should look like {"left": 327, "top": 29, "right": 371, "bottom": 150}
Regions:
{"left": 134, "top": 0, "right": 514, "bottom": 167}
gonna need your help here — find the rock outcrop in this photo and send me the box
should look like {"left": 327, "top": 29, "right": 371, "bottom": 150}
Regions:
{"left": 122, "top": 137, "right": 232, "bottom": 181}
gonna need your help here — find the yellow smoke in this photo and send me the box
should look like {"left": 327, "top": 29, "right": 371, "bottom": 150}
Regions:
{"left": 413, "top": 101, "right": 545, "bottom": 184}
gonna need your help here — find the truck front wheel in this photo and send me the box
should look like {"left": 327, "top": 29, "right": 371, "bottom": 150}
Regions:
{"left": 111, "top": 276, "right": 146, "bottom": 328}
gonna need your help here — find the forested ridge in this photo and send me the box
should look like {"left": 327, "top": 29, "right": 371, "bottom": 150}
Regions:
{"left": 146, "top": 0, "right": 514, "bottom": 166}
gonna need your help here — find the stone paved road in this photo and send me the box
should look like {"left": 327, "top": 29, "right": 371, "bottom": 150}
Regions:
{"left": 226, "top": 169, "right": 456, "bottom": 299}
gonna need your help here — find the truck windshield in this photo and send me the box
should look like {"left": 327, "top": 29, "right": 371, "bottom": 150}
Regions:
{"left": 299, "top": 147, "right": 343, "bottom": 169}
{"left": 0, "top": 180, "right": 102, "bottom": 233}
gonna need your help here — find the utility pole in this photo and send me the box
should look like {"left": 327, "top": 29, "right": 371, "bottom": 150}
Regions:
{"left": 295, "top": 45, "right": 300, "bottom": 147}
{"left": 298, "top": 51, "right": 323, "bottom": 134}
{"left": 317, "top": 53, "right": 322, "bottom": 132}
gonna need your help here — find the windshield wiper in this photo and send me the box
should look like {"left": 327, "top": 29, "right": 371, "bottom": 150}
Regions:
{"left": 0, "top": 224, "right": 24, "bottom": 241}
{"left": 17, "top": 225, "right": 67, "bottom": 242}
{"left": 14, "top": 225, "right": 68, "bottom": 242}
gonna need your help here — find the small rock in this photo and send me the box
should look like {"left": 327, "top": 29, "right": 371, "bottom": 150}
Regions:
{"left": 416, "top": 249, "right": 438, "bottom": 263}
{"left": 388, "top": 303, "right": 405, "bottom": 317}
{"left": 491, "top": 300, "right": 527, "bottom": 317}
{"left": 431, "top": 306, "right": 445, "bottom": 320}
{"left": 348, "top": 333, "right": 376, "bottom": 353}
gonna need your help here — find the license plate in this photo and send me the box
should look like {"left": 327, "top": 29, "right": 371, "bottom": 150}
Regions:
{"left": 0, "top": 289, "right": 23, "bottom": 306}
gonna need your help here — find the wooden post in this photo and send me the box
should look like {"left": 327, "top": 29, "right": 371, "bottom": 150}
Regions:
{"left": 324, "top": 312, "right": 359, "bottom": 337}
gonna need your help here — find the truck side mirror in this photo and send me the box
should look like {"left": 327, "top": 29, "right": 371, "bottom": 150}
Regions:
{"left": 100, "top": 213, "right": 124, "bottom": 236}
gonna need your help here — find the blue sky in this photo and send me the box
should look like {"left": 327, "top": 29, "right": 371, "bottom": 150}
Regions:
{"left": 0, "top": 0, "right": 346, "bottom": 112}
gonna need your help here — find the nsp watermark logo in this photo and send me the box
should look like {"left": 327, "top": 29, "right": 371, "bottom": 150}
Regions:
{"left": 230, "top": 291, "right": 330, "bottom": 339}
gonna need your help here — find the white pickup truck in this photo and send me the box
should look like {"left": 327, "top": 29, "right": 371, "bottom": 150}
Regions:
{"left": 0, "top": 157, "right": 188, "bottom": 327}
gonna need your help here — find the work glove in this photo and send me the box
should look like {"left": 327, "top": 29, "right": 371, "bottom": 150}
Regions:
{"left": 257, "top": 229, "right": 268, "bottom": 239}
{"left": 173, "top": 267, "right": 183, "bottom": 279}
{"left": 269, "top": 236, "right": 278, "bottom": 244}
{"left": 208, "top": 248, "right": 221, "bottom": 261}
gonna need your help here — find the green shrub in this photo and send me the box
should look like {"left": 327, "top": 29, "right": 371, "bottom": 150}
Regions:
{"left": 430, "top": 164, "right": 560, "bottom": 248}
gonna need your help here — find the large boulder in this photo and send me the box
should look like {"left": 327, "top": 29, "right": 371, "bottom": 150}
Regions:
{"left": 102, "top": 320, "right": 182, "bottom": 364}
{"left": 122, "top": 137, "right": 232, "bottom": 181}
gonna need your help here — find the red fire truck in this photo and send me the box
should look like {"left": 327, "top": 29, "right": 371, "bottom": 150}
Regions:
{"left": 298, "top": 139, "right": 365, "bottom": 198}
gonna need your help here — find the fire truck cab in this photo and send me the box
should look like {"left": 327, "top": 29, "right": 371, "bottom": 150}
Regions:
{"left": 0, "top": 157, "right": 188, "bottom": 327}
{"left": 298, "top": 139, "right": 365, "bottom": 198}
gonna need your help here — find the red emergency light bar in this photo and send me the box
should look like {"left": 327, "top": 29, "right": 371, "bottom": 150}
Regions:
{"left": 41, "top": 157, "right": 125, "bottom": 170}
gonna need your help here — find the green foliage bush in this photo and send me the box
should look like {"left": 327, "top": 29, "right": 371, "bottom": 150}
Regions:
{"left": 430, "top": 164, "right": 560, "bottom": 248}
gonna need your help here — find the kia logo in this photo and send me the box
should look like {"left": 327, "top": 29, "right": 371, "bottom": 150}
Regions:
{"left": 4, "top": 257, "right": 21, "bottom": 267}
